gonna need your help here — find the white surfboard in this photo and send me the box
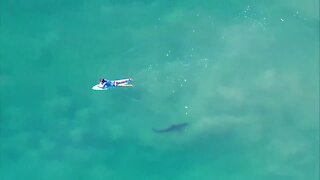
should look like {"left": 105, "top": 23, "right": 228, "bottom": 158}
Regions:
{"left": 92, "top": 84, "right": 109, "bottom": 90}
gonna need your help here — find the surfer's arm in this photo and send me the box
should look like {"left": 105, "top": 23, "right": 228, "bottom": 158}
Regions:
{"left": 98, "top": 82, "right": 106, "bottom": 88}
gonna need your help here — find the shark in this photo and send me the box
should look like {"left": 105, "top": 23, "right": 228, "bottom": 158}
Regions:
{"left": 152, "top": 123, "right": 189, "bottom": 133}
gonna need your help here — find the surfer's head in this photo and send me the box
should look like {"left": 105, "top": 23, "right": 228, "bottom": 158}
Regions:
{"left": 100, "top": 78, "right": 106, "bottom": 83}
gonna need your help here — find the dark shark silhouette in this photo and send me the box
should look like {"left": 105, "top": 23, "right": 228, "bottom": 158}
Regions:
{"left": 152, "top": 123, "right": 189, "bottom": 133}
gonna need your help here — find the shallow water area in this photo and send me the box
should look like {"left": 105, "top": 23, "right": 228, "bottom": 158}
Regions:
{"left": 0, "top": 0, "right": 319, "bottom": 180}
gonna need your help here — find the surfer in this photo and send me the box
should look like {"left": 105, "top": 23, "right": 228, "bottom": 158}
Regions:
{"left": 98, "top": 78, "right": 133, "bottom": 89}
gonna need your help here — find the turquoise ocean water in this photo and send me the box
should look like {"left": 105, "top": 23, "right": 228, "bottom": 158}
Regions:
{"left": 0, "top": 0, "right": 319, "bottom": 179}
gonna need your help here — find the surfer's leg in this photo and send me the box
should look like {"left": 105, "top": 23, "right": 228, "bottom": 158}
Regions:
{"left": 114, "top": 78, "right": 133, "bottom": 84}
